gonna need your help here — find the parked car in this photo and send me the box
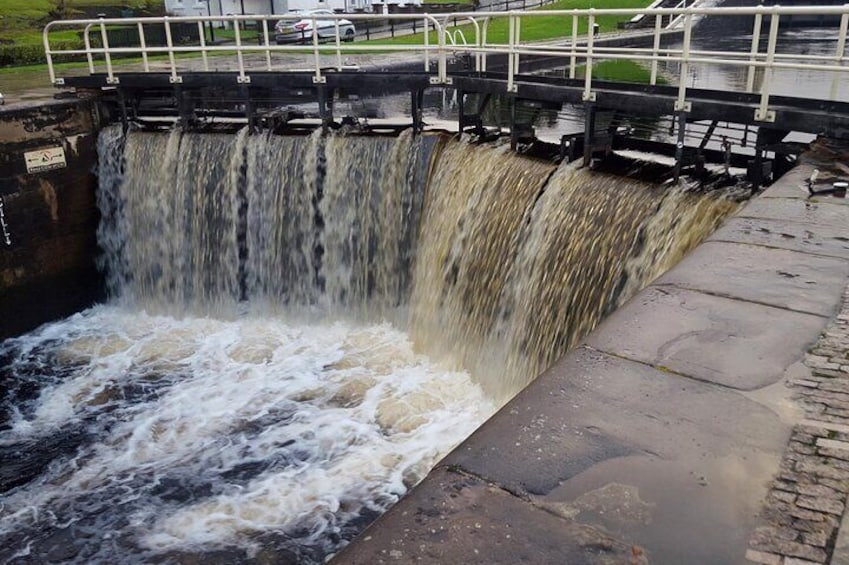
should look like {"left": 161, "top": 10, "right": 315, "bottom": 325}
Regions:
{"left": 274, "top": 10, "right": 356, "bottom": 44}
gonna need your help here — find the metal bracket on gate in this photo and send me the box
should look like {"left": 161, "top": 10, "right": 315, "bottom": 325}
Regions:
{"left": 582, "top": 91, "right": 596, "bottom": 102}
{"left": 169, "top": 76, "right": 183, "bottom": 84}
{"left": 755, "top": 108, "right": 776, "bottom": 122}
{"left": 674, "top": 100, "right": 692, "bottom": 112}
{"left": 106, "top": 76, "right": 120, "bottom": 85}
{"left": 237, "top": 75, "right": 252, "bottom": 84}
{"left": 312, "top": 76, "right": 327, "bottom": 84}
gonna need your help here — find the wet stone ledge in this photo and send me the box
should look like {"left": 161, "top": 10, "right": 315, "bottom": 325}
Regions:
{"left": 747, "top": 286, "right": 849, "bottom": 565}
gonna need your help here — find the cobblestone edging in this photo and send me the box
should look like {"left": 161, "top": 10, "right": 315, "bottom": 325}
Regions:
{"left": 747, "top": 286, "right": 849, "bottom": 565}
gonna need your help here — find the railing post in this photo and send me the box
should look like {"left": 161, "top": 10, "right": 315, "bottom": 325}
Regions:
{"left": 263, "top": 19, "right": 272, "bottom": 71}
{"left": 513, "top": 15, "right": 521, "bottom": 84}
{"left": 335, "top": 20, "right": 342, "bottom": 70}
{"left": 830, "top": 6, "right": 849, "bottom": 100}
{"left": 755, "top": 7, "right": 780, "bottom": 122}
{"left": 164, "top": 17, "right": 181, "bottom": 83}
{"left": 569, "top": 14, "right": 578, "bottom": 79}
{"left": 42, "top": 25, "right": 59, "bottom": 85}
{"left": 234, "top": 16, "right": 250, "bottom": 84}
{"left": 481, "top": 17, "right": 490, "bottom": 72}
{"left": 650, "top": 13, "right": 661, "bottom": 85}
{"left": 137, "top": 22, "right": 149, "bottom": 72}
{"left": 467, "top": 17, "right": 481, "bottom": 72}
{"left": 198, "top": 21, "right": 209, "bottom": 71}
{"left": 746, "top": 12, "right": 763, "bottom": 93}
{"left": 424, "top": 16, "right": 430, "bottom": 72}
{"left": 438, "top": 19, "right": 447, "bottom": 83}
{"left": 674, "top": 12, "right": 692, "bottom": 112}
{"left": 583, "top": 11, "right": 595, "bottom": 102}
{"left": 99, "top": 17, "right": 118, "bottom": 84}
{"left": 312, "top": 17, "right": 325, "bottom": 84}
{"left": 83, "top": 24, "right": 95, "bottom": 75}
{"left": 507, "top": 15, "right": 516, "bottom": 92}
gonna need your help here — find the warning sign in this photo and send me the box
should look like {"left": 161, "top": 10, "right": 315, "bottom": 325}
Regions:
{"left": 24, "top": 146, "right": 66, "bottom": 173}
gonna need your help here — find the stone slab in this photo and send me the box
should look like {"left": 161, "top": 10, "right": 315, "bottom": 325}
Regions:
{"left": 655, "top": 241, "right": 849, "bottom": 317}
{"left": 736, "top": 196, "right": 849, "bottom": 229}
{"left": 444, "top": 347, "right": 785, "bottom": 494}
{"left": 709, "top": 216, "right": 849, "bottom": 261}
{"left": 347, "top": 347, "right": 788, "bottom": 565}
{"left": 584, "top": 286, "right": 826, "bottom": 390}
{"left": 534, "top": 451, "right": 778, "bottom": 565}
{"left": 331, "top": 466, "right": 638, "bottom": 565}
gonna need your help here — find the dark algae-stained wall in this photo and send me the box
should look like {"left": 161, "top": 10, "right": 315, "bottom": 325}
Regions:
{"left": 0, "top": 99, "right": 106, "bottom": 339}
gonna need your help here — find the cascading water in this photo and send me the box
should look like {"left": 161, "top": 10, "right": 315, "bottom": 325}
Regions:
{"left": 412, "top": 158, "right": 739, "bottom": 398}
{"left": 0, "top": 126, "right": 742, "bottom": 564}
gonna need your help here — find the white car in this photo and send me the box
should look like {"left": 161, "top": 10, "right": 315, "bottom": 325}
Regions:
{"left": 274, "top": 10, "right": 356, "bottom": 44}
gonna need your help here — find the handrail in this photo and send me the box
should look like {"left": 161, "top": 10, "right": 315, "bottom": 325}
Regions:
{"left": 43, "top": 5, "right": 849, "bottom": 121}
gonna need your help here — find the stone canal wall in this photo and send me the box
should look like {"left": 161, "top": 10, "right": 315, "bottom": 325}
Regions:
{"left": 333, "top": 164, "right": 849, "bottom": 564}
{"left": 0, "top": 99, "right": 107, "bottom": 339}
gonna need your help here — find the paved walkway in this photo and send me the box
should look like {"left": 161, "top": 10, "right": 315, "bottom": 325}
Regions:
{"left": 334, "top": 156, "right": 849, "bottom": 564}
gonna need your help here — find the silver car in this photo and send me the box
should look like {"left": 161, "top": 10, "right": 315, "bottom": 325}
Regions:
{"left": 274, "top": 10, "right": 356, "bottom": 44}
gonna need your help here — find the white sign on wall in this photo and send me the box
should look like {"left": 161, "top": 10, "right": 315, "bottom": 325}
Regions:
{"left": 24, "top": 146, "right": 66, "bottom": 173}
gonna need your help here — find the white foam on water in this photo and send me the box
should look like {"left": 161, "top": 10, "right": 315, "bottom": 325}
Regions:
{"left": 0, "top": 305, "right": 494, "bottom": 561}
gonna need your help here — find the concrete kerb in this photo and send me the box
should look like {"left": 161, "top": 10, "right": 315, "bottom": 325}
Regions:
{"left": 332, "top": 161, "right": 849, "bottom": 564}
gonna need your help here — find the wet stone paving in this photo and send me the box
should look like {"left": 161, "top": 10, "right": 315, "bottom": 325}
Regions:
{"left": 747, "top": 285, "right": 849, "bottom": 565}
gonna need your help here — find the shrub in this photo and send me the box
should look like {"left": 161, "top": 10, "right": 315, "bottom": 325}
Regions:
{"left": 0, "top": 39, "right": 82, "bottom": 66}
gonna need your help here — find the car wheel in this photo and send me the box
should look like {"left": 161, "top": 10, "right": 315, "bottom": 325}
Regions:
{"left": 344, "top": 28, "right": 355, "bottom": 42}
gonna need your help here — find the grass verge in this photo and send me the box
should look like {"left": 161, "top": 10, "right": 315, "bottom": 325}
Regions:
{"left": 365, "top": 0, "right": 648, "bottom": 46}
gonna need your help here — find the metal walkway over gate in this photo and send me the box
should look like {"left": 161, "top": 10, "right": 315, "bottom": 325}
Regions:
{"left": 42, "top": 4, "right": 849, "bottom": 178}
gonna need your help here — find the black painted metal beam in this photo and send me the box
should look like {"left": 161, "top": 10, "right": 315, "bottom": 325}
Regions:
{"left": 60, "top": 70, "right": 849, "bottom": 139}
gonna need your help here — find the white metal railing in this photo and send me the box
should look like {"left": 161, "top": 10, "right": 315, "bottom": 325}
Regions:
{"left": 43, "top": 5, "right": 849, "bottom": 123}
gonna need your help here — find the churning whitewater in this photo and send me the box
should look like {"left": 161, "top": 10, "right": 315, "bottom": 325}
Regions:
{"left": 0, "top": 125, "right": 741, "bottom": 564}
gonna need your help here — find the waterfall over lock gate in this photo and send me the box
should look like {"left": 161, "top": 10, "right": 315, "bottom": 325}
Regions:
{"left": 0, "top": 125, "right": 741, "bottom": 564}
{"left": 99, "top": 126, "right": 738, "bottom": 397}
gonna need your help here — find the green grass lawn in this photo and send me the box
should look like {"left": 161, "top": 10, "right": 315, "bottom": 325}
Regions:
{"left": 589, "top": 59, "right": 659, "bottom": 83}
{"left": 367, "top": 0, "right": 648, "bottom": 46}
{"left": 0, "top": 0, "right": 157, "bottom": 24}
{"left": 0, "top": 0, "right": 56, "bottom": 22}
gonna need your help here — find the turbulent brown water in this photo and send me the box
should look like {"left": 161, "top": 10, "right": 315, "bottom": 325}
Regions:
{"left": 411, "top": 142, "right": 738, "bottom": 399}
{"left": 0, "top": 126, "right": 740, "bottom": 564}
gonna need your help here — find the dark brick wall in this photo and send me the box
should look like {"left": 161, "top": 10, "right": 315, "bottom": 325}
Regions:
{"left": 0, "top": 98, "right": 108, "bottom": 339}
